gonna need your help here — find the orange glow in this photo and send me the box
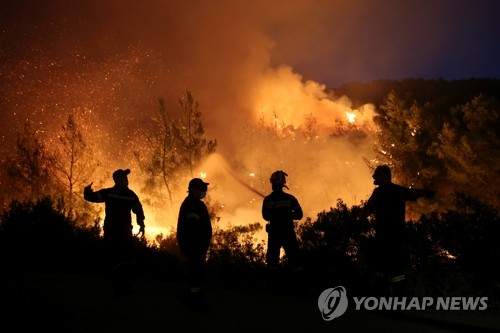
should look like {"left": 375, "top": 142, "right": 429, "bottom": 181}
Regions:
{"left": 96, "top": 206, "right": 173, "bottom": 242}
{"left": 0, "top": 2, "right": 381, "bottom": 248}
{"left": 133, "top": 225, "right": 172, "bottom": 239}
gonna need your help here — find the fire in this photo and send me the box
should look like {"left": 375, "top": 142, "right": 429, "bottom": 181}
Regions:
{"left": 346, "top": 111, "right": 356, "bottom": 123}
{"left": 133, "top": 225, "right": 171, "bottom": 239}
{"left": 97, "top": 206, "right": 173, "bottom": 242}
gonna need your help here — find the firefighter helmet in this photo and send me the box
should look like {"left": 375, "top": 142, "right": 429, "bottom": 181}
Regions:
{"left": 270, "top": 170, "right": 288, "bottom": 187}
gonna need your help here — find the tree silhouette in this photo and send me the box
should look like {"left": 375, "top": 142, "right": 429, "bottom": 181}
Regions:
{"left": 373, "top": 91, "right": 425, "bottom": 183}
{"left": 135, "top": 91, "right": 217, "bottom": 208}
{"left": 178, "top": 90, "right": 217, "bottom": 177}
{"left": 301, "top": 113, "right": 320, "bottom": 143}
{"left": 4, "top": 121, "right": 54, "bottom": 202}
{"left": 135, "top": 98, "right": 179, "bottom": 206}
{"left": 372, "top": 90, "right": 499, "bottom": 211}
{"left": 372, "top": 91, "right": 448, "bottom": 214}
{"left": 432, "top": 95, "right": 500, "bottom": 207}
{"left": 50, "top": 113, "right": 98, "bottom": 218}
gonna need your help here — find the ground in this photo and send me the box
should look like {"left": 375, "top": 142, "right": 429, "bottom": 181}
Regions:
{"left": 1, "top": 271, "right": 499, "bottom": 333}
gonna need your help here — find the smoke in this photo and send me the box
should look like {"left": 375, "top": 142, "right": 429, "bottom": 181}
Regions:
{"left": 1, "top": 0, "right": 379, "bottom": 238}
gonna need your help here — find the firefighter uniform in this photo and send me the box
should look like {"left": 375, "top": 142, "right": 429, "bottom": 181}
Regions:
{"left": 365, "top": 181, "right": 419, "bottom": 280}
{"left": 84, "top": 168, "right": 145, "bottom": 296}
{"left": 262, "top": 170, "right": 303, "bottom": 269}
{"left": 85, "top": 186, "right": 144, "bottom": 265}
{"left": 177, "top": 192, "right": 212, "bottom": 287}
{"left": 84, "top": 169, "right": 145, "bottom": 268}
{"left": 177, "top": 178, "right": 212, "bottom": 310}
{"left": 364, "top": 165, "right": 435, "bottom": 295}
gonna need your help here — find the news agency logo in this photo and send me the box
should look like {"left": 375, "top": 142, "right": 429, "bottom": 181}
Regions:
{"left": 317, "top": 286, "right": 349, "bottom": 321}
{"left": 318, "top": 286, "right": 488, "bottom": 321}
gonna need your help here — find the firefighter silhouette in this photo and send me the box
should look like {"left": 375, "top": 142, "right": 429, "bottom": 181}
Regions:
{"left": 177, "top": 178, "right": 212, "bottom": 311}
{"left": 262, "top": 170, "right": 304, "bottom": 270}
{"left": 84, "top": 168, "right": 145, "bottom": 296}
{"left": 363, "top": 165, "right": 435, "bottom": 296}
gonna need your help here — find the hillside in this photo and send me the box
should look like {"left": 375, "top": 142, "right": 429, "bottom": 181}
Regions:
{"left": 1, "top": 270, "right": 499, "bottom": 333}
{"left": 330, "top": 78, "right": 500, "bottom": 108}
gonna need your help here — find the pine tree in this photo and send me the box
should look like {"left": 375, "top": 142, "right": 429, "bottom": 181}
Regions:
{"left": 135, "top": 91, "right": 217, "bottom": 208}
{"left": 178, "top": 90, "right": 217, "bottom": 177}
{"left": 5, "top": 121, "right": 53, "bottom": 201}
{"left": 50, "top": 113, "right": 98, "bottom": 218}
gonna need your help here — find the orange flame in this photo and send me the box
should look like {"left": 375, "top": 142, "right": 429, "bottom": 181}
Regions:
{"left": 346, "top": 111, "right": 356, "bottom": 124}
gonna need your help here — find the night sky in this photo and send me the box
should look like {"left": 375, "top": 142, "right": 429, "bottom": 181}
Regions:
{"left": 267, "top": 0, "right": 500, "bottom": 87}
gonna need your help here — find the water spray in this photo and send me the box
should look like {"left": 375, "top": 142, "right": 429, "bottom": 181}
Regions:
{"left": 228, "top": 171, "right": 266, "bottom": 198}
{"left": 210, "top": 154, "right": 266, "bottom": 198}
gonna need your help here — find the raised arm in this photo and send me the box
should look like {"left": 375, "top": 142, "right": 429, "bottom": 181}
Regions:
{"left": 83, "top": 182, "right": 105, "bottom": 203}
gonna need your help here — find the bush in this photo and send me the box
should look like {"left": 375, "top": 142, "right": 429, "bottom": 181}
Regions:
{"left": 0, "top": 196, "right": 104, "bottom": 271}
{"left": 407, "top": 193, "right": 500, "bottom": 299}
{"left": 1, "top": 194, "right": 497, "bottom": 303}
{"left": 296, "top": 195, "right": 500, "bottom": 301}
{"left": 207, "top": 223, "right": 266, "bottom": 287}
{"left": 297, "top": 200, "right": 370, "bottom": 293}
